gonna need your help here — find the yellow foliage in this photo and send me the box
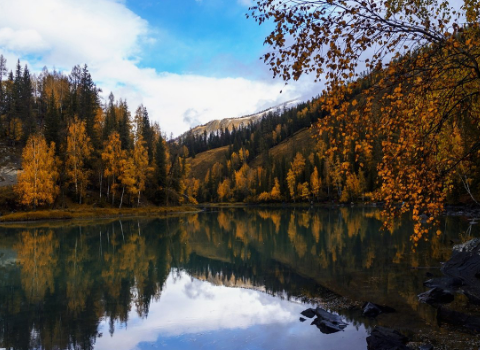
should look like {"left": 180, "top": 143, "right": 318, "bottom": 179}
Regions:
{"left": 15, "top": 134, "right": 59, "bottom": 208}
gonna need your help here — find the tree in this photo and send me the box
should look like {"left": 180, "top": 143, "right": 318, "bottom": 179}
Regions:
{"left": 132, "top": 136, "right": 149, "bottom": 206}
{"left": 15, "top": 134, "right": 59, "bottom": 208}
{"left": 66, "top": 116, "right": 93, "bottom": 203}
{"left": 102, "top": 132, "right": 124, "bottom": 204}
{"left": 251, "top": 0, "right": 480, "bottom": 236}
{"left": 154, "top": 135, "right": 167, "bottom": 203}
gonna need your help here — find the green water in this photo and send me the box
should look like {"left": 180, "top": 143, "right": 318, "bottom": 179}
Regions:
{"left": 0, "top": 207, "right": 476, "bottom": 349}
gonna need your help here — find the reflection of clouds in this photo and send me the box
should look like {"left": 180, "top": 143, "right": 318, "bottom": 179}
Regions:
{"left": 95, "top": 270, "right": 318, "bottom": 350}
{"left": 184, "top": 279, "right": 215, "bottom": 300}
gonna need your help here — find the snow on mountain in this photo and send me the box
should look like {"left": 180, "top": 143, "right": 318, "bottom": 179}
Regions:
{"left": 179, "top": 99, "right": 301, "bottom": 139}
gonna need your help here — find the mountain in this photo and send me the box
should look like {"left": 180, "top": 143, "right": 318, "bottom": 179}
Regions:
{"left": 180, "top": 99, "right": 300, "bottom": 139}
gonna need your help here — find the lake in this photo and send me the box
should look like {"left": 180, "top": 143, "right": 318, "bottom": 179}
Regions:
{"left": 0, "top": 207, "right": 477, "bottom": 349}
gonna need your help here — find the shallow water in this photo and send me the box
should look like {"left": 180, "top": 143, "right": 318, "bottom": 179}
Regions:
{"left": 0, "top": 207, "right": 477, "bottom": 349}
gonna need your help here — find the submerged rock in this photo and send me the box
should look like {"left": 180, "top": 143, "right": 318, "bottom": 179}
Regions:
{"left": 362, "top": 302, "right": 396, "bottom": 318}
{"left": 437, "top": 307, "right": 480, "bottom": 333}
{"left": 417, "top": 287, "right": 454, "bottom": 305}
{"left": 366, "top": 326, "right": 411, "bottom": 350}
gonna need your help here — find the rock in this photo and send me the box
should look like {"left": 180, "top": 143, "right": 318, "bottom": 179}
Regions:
{"left": 311, "top": 318, "right": 347, "bottom": 334}
{"left": 423, "top": 277, "right": 463, "bottom": 291}
{"left": 362, "top": 302, "right": 396, "bottom": 318}
{"left": 366, "top": 326, "right": 410, "bottom": 350}
{"left": 418, "top": 287, "right": 454, "bottom": 305}
{"left": 314, "top": 307, "right": 347, "bottom": 326}
{"left": 419, "top": 344, "right": 434, "bottom": 350}
{"left": 309, "top": 307, "right": 348, "bottom": 334}
{"left": 437, "top": 307, "right": 480, "bottom": 333}
{"left": 300, "top": 308, "right": 316, "bottom": 318}
{"left": 441, "top": 238, "right": 480, "bottom": 304}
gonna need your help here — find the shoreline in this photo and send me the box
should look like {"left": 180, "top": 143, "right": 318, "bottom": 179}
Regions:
{"left": 0, "top": 206, "right": 201, "bottom": 224}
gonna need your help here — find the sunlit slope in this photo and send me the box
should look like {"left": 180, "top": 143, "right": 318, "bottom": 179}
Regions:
{"left": 188, "top": 145, "right": 230, "bottom": 180}
{"left": 249, "top": 127, "right": 317, "bottom": 168}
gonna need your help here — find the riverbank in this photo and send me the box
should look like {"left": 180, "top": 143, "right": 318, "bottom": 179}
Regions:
{"left": 0, "top": 206, "right": 200, "bottom": 223}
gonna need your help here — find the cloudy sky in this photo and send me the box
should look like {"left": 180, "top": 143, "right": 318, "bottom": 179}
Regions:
{"left": 0, "top": 0, "right": 320, "bottom": 136}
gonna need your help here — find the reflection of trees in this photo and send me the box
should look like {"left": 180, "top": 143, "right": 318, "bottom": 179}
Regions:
{"left": 0, "top": 209, "right": 469, "bottom": 350}
{"left": 15, "top": 230, "right": 58, "bottom": 303}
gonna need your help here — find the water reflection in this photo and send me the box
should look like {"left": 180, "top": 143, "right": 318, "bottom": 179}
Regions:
{"left": 0, "top": 207, "right": 475, "bottom": 349}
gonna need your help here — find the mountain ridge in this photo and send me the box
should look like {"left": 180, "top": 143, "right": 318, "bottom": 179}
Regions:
{"left": 178, "top": 99, "right": 300, "bottom": 140}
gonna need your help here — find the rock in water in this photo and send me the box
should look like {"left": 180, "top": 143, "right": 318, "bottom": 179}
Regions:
{"left": 309, "top": 307, "right": 348, "bottom": 334}
{"left": 441, "top": 238, "right": 480, "bottom": 304}
{"left": 300, "top": 308, "right": 316, "bottom": 318}
{"left": 366, "top": 326, "right": 410, "bottom": 350}
{"left": 417, "top": 287, "right": 454, "bottom": 305}
{"left": 362, "top": 302, "right": 396, "bottom": 318}
{"left": 311, "top": 318, "right": 347, "bottom": 334}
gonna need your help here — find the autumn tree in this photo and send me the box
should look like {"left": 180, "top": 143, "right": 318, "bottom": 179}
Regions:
{"left": 102, "top": 132, "right": 124, "bottom": 204}
{"left": 250, "top": 0, "right": 480, "bottom": 237}
{"left": 66, "top": 116, "right": 93, "bottom": 203}
{"left": 15, "top": 134, "right": 59, "bottom": 208}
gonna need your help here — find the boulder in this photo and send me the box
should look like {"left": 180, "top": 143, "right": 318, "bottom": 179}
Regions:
{"left": 309, "top": 307, "right": 348, "bottom": 334}
{"left": 423, "top": 277, "right": 463, "bottom": 291}
{"left": 362, "top": 302, "right": 396, "bottom": 318}
{"left": 419, "top": 345, "right": 434, "bottom": 350}
{"left": 311, "top": 318, "right": 347, "bottom": 334}
{"left": 300, "top": 308, "right": 316, "bottom": 318}
{"left": 417, "top": 287, "right": 454, "bottom": 305}
{"left": 314, "top": 307, "right": 346, "bottom": 325}
{"left": 366, "top": 326, "right": 411, "bottom": 350}
{"left": 441, "top": 238, "right": 480, "bottom": 304}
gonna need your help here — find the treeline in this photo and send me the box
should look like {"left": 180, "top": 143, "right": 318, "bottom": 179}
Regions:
{"left": 0, "top": 56, "right": 192, "bottom": 208}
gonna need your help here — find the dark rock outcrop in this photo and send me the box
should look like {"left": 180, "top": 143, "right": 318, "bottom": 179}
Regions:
{"left": 366, "top": 326, "right": 411, "bottom": 350}
{"left": 362, "top": 302, "right": 396, "bottom": 318}
{"left": 417, "top": 287, "right": 454, "bottom": 305}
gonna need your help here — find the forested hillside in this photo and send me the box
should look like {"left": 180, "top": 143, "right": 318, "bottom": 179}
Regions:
{"left": 181, "top": 66, "right": 480, "bottom": 209}
{"left": 0, "top": 56, "right": 193, "bottom": 209}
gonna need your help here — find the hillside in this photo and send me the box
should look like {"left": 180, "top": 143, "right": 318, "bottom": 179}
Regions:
{"left": 249, "top": 127, "right": 317, "bottom": 169}
{"left": 187, "top": 127, "right": 318, "bottom": 191}
{"left": 188, "top": 145, "right": 230, "bottom": 180}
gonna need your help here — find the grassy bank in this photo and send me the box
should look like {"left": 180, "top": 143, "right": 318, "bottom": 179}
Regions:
{"left": 0, "top": 206, "right": 200, "bottom": 223}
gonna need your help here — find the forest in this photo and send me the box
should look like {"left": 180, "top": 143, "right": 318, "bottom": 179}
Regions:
{"left": 0, "top": 57, "right": 192, "bottom": 209}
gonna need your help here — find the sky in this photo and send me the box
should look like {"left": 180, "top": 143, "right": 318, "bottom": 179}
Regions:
{"left": 0, "top": 0, "right": 320, "bottom": 137}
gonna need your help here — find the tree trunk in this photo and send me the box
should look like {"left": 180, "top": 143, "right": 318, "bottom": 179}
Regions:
{"left": 119, "top": 186, "right": 125, "bottom": 208}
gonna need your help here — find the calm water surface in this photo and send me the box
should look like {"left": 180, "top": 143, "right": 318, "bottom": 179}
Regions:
{"left": 0, "top": 207, "right": 476, "bottom": 349}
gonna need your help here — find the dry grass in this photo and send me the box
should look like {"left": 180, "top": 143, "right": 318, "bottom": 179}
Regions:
{"left": 188, "top": 145, "right": 230, "bottom": 180}
{"left": 250, "top": 127, "right": 317, "bottom": 168}
{"left": 0, "top": 206, "right": 200, "bottom": 223}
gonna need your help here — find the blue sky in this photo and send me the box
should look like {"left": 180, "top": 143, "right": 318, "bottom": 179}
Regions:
{"left": 0, "top": 0, "right": 318, "bottom": 136}
{"left": 127, "top": 0, "right": 272, "bottom": 78}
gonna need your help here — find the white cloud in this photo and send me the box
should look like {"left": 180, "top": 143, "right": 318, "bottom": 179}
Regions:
{"left": 0, "top": 0, "right": 316, "bottom": 136}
